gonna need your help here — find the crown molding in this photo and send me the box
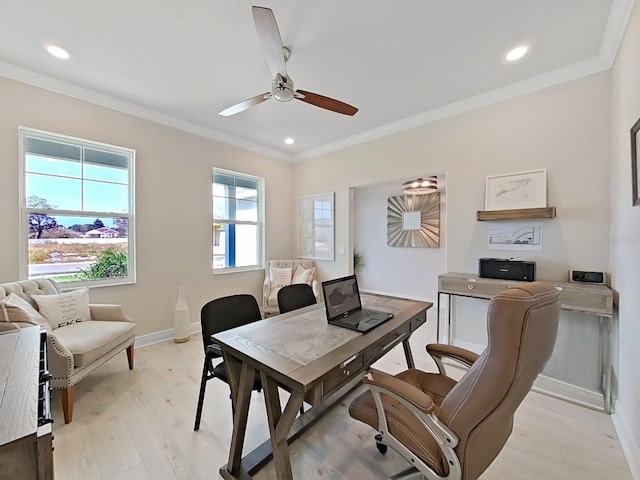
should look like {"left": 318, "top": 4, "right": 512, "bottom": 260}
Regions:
{"left": 295, "top": 55, "right": 610, "bottom": 162}
{"left": 600, "top": 0, "right": 637, "bottom": 68}
{"left": 0, "top": 61, "right": 294, "bottom": 162}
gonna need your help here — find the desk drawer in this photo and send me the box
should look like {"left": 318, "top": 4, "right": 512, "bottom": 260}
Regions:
{"left": 555, "top": 285, "right": 613, "bottom": 316}
{"left": 363, "top": 324, "right": 412, "bottom": 366}
{"left": 439, "top": 276, "right": 508, "bottom": 299}
{"left": 322, "top": 353, "right": 365, "bottom": 398}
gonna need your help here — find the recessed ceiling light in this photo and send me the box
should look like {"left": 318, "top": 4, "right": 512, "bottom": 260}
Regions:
{"left": 284, "top": 137, "right": 295, "bottom": 145}
{"left": 46, "top": 44, "right": 71, "bottom": 60}
{"left": 505, "top": 46, "right": 528, "bottom": 62}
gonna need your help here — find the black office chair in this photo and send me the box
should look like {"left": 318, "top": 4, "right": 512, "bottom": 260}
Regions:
{"left": 194, "top": 294, "right": 263, "bottom": 431}
{"left": 277, "top": 283, "right": 317, "bottom": 314}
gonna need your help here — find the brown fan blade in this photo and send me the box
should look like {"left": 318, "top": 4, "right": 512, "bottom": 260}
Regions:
{"left": 252, "top": 6, "right": 287, "bottom": 80}
{"left": 296, "top": 90, "right": 358, "bottom": 116}
{"left": 219, "top": 93, "right": 270, "bottom": 116}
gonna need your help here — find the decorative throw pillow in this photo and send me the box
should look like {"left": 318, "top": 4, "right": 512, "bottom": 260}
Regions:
{"left": 0, "top": 293, "right": 49, "bottom": 328}
{"left": 292, "top": 265, "right": 316, "bottom": 285}
{"left": 270, "top": 267, "right": 292, "bottom": 288}
{"left": 32, "top": 288, "right": 92, "bottom": 330}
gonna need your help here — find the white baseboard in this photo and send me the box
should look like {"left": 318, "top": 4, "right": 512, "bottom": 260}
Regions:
{"left": 612, "top": 412, "right": 640, "bottom": 479}
{"left": 446, "top": 339, "right": 610, "bottom": 413}
{"left": 134, "top": 322, "right": 201, "bottom": 348}
{"left": 532, "top": 374, "right": 604, "bottom": 412}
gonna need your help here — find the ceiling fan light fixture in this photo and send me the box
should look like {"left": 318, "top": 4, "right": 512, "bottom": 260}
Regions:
{"left": 506, "top": 45, "right": 528, "bottom": 62}
{"left": 272, "top": 74, "right": 294, "bottom": 102}
{"left": 273, "top": 87, "right": 294, "bottom": 102}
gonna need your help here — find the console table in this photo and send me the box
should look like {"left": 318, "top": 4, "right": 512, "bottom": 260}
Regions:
{"left": 214, "top": 294, "right": 430, "bottom": 480}
{"left": 0, "top": 326, "right": 54, "bottom": 480}
{"left": 437, "top": 273, "right": 614, "bottom": 413}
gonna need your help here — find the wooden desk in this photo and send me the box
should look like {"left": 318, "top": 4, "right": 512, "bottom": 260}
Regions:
{"left": 214, "top": 294, "right": 431, "bottom": 480}
{"left": 437, "top": 273, "right": 614, "bottom": 413}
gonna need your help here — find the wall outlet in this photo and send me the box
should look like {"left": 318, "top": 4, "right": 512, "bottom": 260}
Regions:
{"left": 338, "top": 247, "right": 345, "bottom": 255}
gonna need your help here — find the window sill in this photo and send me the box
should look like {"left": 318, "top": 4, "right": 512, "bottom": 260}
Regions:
{"left": 213, "top": 266, "right": 264, "bottom": 275}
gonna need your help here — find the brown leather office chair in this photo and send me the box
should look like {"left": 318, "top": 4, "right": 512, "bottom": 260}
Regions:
{"left": 349, "top": 282, "right": 560, "bottom": 480}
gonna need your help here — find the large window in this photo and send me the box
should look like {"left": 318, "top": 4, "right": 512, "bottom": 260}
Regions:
{"left": 19, "top": 127, "right": 135, "bottom": 287}
{"left": 212, "top": 169, "right": 263, "bottom": 272}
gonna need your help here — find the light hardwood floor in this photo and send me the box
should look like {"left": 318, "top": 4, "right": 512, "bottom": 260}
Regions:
{"left": 51, "top": 321, "right": 632, "bottom": 480}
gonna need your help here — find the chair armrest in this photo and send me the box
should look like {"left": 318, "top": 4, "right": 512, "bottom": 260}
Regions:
{"left": 426, "top": 343, "right": 479, "bottom": 375}
{"left": 89, "top": 304, "right": 134, "bottom": 323}
{"left": 364, "top": 370, "right": 434, "bottom": 414}
{"left": 426, "top": 344, "right": 479, "bottom": 367}
{"left": 311, "top": 279, "right": 320, "bottom": 301}
{"left": 263, "top": 279, "right": 271, "bottom": 307}
{"left": 46, "top": 331, "right": 74, "bottom": 381}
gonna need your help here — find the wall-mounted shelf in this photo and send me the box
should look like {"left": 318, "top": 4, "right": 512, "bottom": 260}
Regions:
{"left": 476, "top": 206, "right": 556, "bottom": 221}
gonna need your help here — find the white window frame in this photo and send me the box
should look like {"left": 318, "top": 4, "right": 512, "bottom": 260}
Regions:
{"left": 18, "top": 127, "right": 136, "bottom": 288}
{"left": 212, "top": 167, "right": 264, "bottom": 274}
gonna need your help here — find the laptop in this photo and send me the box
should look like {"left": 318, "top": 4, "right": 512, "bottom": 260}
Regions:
{"left": 322, "top": 275, "right": 394, "bottom": 332}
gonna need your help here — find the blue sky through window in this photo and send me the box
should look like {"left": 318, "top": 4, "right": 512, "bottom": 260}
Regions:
{"left": 26, "top": 154, "right": 129, "bottom": 214}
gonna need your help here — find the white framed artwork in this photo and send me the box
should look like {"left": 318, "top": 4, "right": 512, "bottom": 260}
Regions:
{"left": 484, "top": 169, "right": 547, "bottom": 211}
{"left": 297, "top": 192, "right": 334, "bottom": 260}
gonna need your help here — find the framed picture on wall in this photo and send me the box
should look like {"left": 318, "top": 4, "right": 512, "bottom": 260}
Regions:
{"left": 631, "top": 117, "right": 640, "bottom": 206}
{"left": 484, "top": 169, "right": 547, "bottom": 211}
{"left": 297, "top": 192, "right": 334, "bottom": 260}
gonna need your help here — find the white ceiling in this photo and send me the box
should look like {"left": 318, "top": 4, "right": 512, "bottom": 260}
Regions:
{"left": 0, "top": 1, "right": 633, "bottom": 161}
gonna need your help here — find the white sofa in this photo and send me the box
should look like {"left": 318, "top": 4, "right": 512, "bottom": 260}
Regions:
{"left": 263, "top": 260, "right": 320, "bottom": 316}
{"left": 0, "top": 279, "right": 135, "bottom": 423}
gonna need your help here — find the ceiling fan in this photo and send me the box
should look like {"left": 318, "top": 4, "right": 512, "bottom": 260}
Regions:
{"left": 219, "top": 6, "right": 358, "bottom": 117}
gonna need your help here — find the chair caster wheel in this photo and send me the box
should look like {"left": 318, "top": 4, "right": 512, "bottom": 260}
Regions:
{"left": 375, "top": 434, "right": 388, "bottom": 454}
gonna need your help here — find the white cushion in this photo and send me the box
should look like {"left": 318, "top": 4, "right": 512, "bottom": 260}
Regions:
{"left": 0, "top": 293, "right": 50, "bottom": 329}
{"left": 32, "top": 289, "right": 92, "bottom": 330}
{"left": 53, "top": 320, "right": 135, "bottom": 367}
{"left": 292, "top": 265, "right": 316, "bottom": 285}
{"left": 270, "top": 267, "right": 292, "bottom": 287}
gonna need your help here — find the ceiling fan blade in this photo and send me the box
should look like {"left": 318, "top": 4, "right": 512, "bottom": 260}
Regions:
{"left": 219, "top": 93, "right": 271, "bottom": 116}
{"left": 296, "top": 90, "right": 358, "bottom": 116}
{"left": 252, "top": 6, "right": 287, "bottom": 79}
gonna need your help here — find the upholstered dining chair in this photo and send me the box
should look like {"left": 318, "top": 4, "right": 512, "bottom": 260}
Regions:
{"left": 277, "top": 283, "right": 318, "bottom": 314}
{"left": 193, "top": 294, "right": 263, "bottom": 431}
{"left": 349, "top": 282, "right": 560, "bottom": 480}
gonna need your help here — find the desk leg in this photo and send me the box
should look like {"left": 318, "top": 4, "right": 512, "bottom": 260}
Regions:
{"left": 447, "top": 294, "right": 452, "bottom": 345}
{"left": 601, "top": 316, "right": 613, "bottom": 414}
{"left": 261, "top": 372, "right": 305, "bottom": 480}
{"left": 224, "top": 358, "right": 256, "bottom": 476}
{"left": 402, "top": 339, "right": 415, "bottom": 369}
{"left": 436, "top": 292, "right": 441, "bottom": 343}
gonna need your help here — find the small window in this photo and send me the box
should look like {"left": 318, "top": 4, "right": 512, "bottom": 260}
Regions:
{"left": 19, "top": 128, "right": 135, "bottom": 287}
{"left": 212, "top": 168, "right": 264, "bottom": 272}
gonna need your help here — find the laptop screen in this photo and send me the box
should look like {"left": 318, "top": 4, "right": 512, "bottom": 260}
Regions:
{"left": 322, "top": 275, "right": 362, "bottom": 320}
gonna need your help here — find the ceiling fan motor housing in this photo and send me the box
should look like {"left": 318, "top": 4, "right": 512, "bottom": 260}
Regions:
{"left": 272, "top": 73, "right": 294, "bottom": 102}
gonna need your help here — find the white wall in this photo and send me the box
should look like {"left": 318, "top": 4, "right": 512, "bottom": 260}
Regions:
{"left": 353, "top": 175, "right": 447, "bottom": 317}
{"left": 294, "top": 71, "right": 611, "bottom": 298}
{"left": 610, "top": 0, "right": 640, "bottom": 476}
{"left": 0, "top": 76, "right": 295, "bottom": 337}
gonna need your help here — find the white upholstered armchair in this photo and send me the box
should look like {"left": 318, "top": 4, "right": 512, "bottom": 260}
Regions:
{"left": 262, "top": 260, "right": 320, "bottom": 316}
{"left": 0, "top": 279, "right": 135, "bottom": 423}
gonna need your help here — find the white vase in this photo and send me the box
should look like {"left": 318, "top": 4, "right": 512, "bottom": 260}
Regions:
{"left": 173, "top": 286, "right": 190, "bottom": 343}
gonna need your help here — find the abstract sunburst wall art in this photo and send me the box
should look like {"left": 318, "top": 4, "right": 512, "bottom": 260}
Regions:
{"left": 387, "top": 193, "right": 440, "bottom": 248}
